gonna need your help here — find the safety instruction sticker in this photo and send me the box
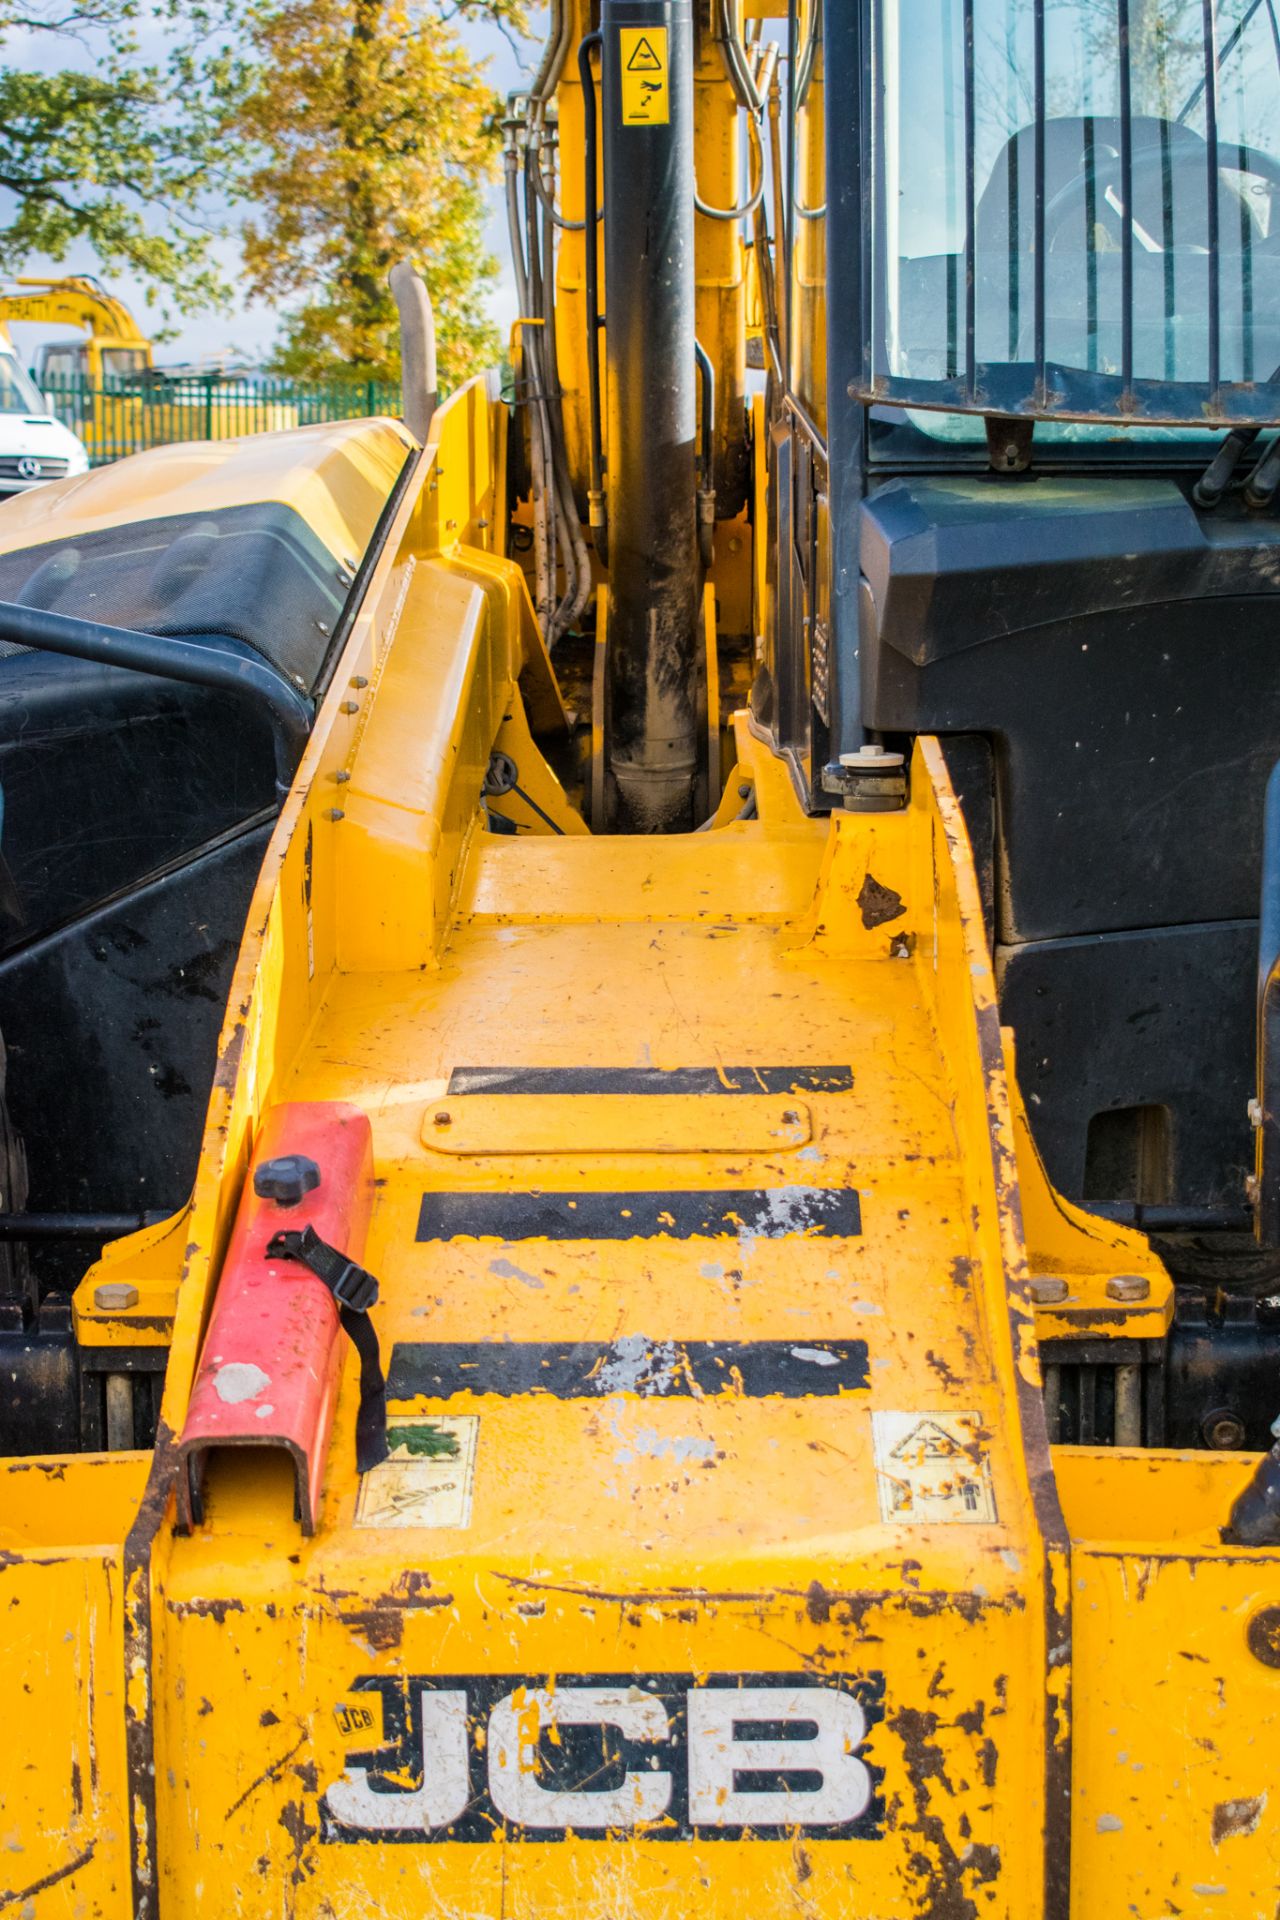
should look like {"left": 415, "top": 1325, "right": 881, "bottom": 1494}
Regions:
{"left": 355, "top": 1415, "right": 479, "bottom": 1529}
{"left": 620, "top": 25, "right": 669, "bottom": 125}
{"left": 871, "top": 1410, "right": 998, "bottom": 1525}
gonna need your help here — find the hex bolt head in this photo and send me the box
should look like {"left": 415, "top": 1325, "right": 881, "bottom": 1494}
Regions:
{"left": 1202, "top": 1407, "right": 1248, "bottom": 1450}
{"left": 1028, "top": 1274, "right": 1069, "bottom": 1305}
{"left": 253, "top": 1153, "right": 322, "bottom": 1207}
{"left": 94, "top": 1282, "right": 139, "bottom": 1312}
{"left": 1106, "top": 1273, "right": 1150, "bottom": 1303}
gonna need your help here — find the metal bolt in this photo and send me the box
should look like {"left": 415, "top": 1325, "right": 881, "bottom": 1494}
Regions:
{"left": 1250, "top": 1097, "right": 1264, "bottom": 1128}
{"left": 1247, "top": 1606, "right": 1280, "bottom": 1668}
{"left": 340, "top": 700, "right": 359, "bottom": 714}
{"left": 1247, "top": 1173, "right": 1262, "bottom": 1205}
{"left": 1202, "top": 1407, "right": 1248, "bottom": 1450}
{"left": 1106, "top": 1273, "right": 1150, "bottom": 1303}
{"left": 1028, "top": 1275, "right": 1068, "bottom": 1305}
{"left": 433, "top": 1110, "right": 452, "bottom": 1128}
{"left": 94, "top": 1282, "right": 139, "bottom": 1312}
{"left": 350, "top": 675, "right": 369, "bottom": 689}
{"left": 326, "top": 807, "right": 345, "bottom": 822}
{"left": 781, "top": 1109, "right": 801, "bottom": 1125}
{"left": 316, "top": 620, "right": 330, "bottom": 636}
{"left": 334, "top": 769, "right": 351, "bottom": 784}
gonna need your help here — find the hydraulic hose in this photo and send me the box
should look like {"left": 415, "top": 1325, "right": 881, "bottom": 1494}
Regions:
{"left": 578, "top": 30, "right": 607, "bottom": 564}
{"left": 506, "top": 119, "right": 554, "bottom": 634}
{"left": 539, "top": 140, "right": 593, "bottom": 637}
{"left": 694, "top": 338, "right": 717, "bottom": 571}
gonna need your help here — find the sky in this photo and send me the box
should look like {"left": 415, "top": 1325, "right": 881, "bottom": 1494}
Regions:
{"left": 2, "top": 8, "right": 537, "bottom": 369}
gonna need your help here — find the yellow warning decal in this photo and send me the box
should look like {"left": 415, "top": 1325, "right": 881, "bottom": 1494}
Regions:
{"left": 619, "top": 24, "right": 669, "bottom": 126}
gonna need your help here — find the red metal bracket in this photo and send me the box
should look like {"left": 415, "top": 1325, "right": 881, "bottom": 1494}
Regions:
{"left": 175, "top": 1101, "right": 375, "bottom": 1534}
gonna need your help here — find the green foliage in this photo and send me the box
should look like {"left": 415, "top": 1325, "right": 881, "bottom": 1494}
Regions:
{"left": 0, "top": 0, "right": 243, "bottom": 312}
{"left": 385, "top": 1422, "right": 460, "bottom": 1458}
{"left": 233, "top": 0, "right": 524, "bottom": 386}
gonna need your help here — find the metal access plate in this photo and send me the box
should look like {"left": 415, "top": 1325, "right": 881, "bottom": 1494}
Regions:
{"left": 420, "top": 1094, "right": 812, "bottom": 1155}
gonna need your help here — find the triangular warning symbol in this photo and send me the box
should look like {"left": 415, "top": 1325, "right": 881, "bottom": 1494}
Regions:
{"left": 626, "top": 34, "right": 663, "bottom": 71}
{"left": 888, "top": 1418, "right": 965, "bottom": 1463}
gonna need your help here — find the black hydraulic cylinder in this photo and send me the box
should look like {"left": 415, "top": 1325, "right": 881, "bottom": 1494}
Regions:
{"left": 601, "top": 0, "right": 700, "bottom": 832}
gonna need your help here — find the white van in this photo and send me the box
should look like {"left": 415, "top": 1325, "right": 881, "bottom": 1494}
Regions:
{"left": 0, "top": 342, "right": 89, "bottom": 498}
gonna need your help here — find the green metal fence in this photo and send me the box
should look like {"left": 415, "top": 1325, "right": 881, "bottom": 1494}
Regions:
{"left": 38, "top": 371, "right": 404, "bottom": 465}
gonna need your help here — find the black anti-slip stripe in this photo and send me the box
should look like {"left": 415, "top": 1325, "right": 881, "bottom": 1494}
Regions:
{"left": 415, "top": 1187, "right": 862, "bottom": 1242}
{"left": 444, "top": 1065, "right": 855, "bottom": 1096}
{"left": 387, "top": 1337, "right": 870, "bottom": 1400}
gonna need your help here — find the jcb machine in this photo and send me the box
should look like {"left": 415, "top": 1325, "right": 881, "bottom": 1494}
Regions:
{"left": 5, "top": 0, "right": 1280, "bottom": 1912}
{"left": 0, "top": 276, "right": 296, "bottom": 458}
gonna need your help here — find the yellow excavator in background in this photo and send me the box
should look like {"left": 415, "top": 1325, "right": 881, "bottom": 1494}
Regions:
{"left": 4, "top": 0, "right": 1280, "bottom": 1914}
{"left": 0, "top": 275, "right": 296, "bottom": 458}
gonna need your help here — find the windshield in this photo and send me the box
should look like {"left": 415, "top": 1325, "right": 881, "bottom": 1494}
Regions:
{"left": 865, "top": 0, "right": 1280, "bottom": 424}
{"left": 0, "top": 355, "right": 48, "bottom": 416}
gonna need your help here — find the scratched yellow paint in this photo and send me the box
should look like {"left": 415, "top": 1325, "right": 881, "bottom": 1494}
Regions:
{"left": 5, "top": 369, "right": 1280, "bottom": 1920}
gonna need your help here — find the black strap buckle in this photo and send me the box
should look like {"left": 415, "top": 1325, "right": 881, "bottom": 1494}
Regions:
{"left": 266, "top": 1222, "right": 388, "bottom": 1473}
{"left": 268, "top": 1223, "right": 379, "bottom": 1311}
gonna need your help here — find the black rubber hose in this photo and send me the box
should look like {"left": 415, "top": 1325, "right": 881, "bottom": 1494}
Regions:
{"left": 579, "top": 30, "right": 607, "bottom": 565}
{"left": 0, "top": 599, "right": 312, "bottom": 799}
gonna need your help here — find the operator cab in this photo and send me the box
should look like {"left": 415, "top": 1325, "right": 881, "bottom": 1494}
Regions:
{"left": 764, "top": 0, "right": 1280, "bottom": 1445}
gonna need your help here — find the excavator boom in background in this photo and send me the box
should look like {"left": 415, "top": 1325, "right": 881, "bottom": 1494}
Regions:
{"left": 3, "top": 1, "right": 1280, "bottom": 1915}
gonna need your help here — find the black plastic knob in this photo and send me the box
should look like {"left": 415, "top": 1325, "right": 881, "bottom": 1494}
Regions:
{"left": 254, "top": 1153, "right": 321, "bottom": 1207}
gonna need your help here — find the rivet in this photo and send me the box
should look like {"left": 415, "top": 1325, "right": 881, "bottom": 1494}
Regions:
{"left": 350, "top": 675, "right": 369, "bottom": 689}
{"left": 341, "top": 700, "right": 359, "bottom": 714}
{"left": 781, "top": 1109, "right": 801, "bottom": 1125}
{"left": 334, "top": 769, "right": 351, "bottom": 784}
{"left": 326, "top": 807, "right": 345, "bottom": 822}
{"left": 433, "top": 1110, "right": 452, "bottom": 1128}
{"left": 316, "top": 620, "right": 330, "bottom": 635}
{"left": 94, "top": 1282, "right": 139, "bottom": 1311}
{"left": 1106, "top": 1273, "right": 1150, "bottom": 1303}
{"left": 1028, "top": 1275, "right": 1068, "bottom": 1305}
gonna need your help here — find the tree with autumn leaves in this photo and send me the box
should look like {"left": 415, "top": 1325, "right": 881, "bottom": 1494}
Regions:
{"left": 0, "top": 0, "right": 520, "bottom": 384}
{"left": 234, "top": 0, "right": 519, "bottom": 385}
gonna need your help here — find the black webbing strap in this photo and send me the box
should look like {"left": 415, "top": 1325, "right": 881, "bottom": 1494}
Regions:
{"left": 267, "top": 1223, "right": 389, "bottom": 1472}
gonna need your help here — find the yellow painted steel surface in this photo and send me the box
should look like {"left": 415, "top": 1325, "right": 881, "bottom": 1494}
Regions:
{"left": 3, "top": 373, "right": 1280, "bottom": 1920}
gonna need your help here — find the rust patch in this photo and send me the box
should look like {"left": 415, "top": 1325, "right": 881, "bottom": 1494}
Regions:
{"left": 340, "top": 1607, "right": 403, "bottom": 1652}
{"left": 926, "top": 1350, "right": 962, "bottom": 1390}
{"left": 1212, "top": 1795, "right": 1265, "bottom": 1845}
{"left": 889, "top": 1705, "right": 1001, "bottom": 1920}
{"left": 166, "top": 1595, "right": 245, "bottom": 1624}
{"left": 212, "top": 1019, "right": 247, "bottom": 1093}
{"left": 389, "top": 1569, "right": 454, "bottom": 1609}
{"left": 278, "top": 1798, "right": 318, "bottom": 1886}
{"left": 806, "top": 1579, "right": 832, "bottom": 1625}
{"left": 857, "top": 873, "right": 906, "bottom": 929}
